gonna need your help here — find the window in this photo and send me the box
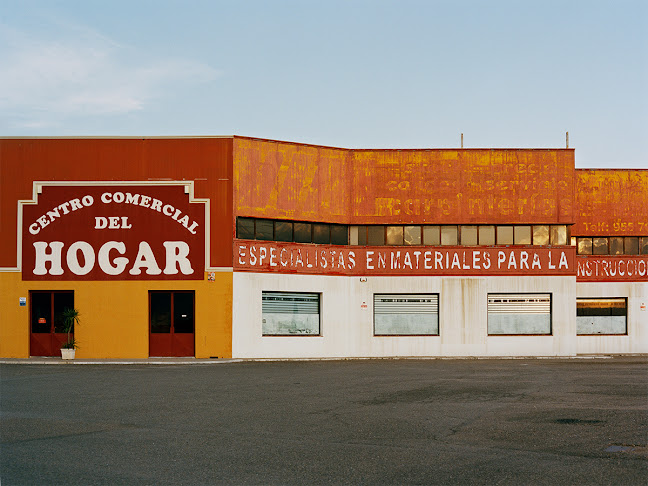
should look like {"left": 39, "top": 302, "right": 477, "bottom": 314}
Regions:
{"left": 404, "top": 226, "right": 421, "bottom": 245}
{"left": 368, "top": 226, "right": 385, "bottom": 245}
{"left": 262, "top": 292, "right": 320, "bottom": 335}
{"left": 577, "top": 298, "right": 627, "bottom": 335}
{"left": 550, "top": 225, "right": 568, "bottom": 245}
{"left": 386, "top": 226, "right": 404, "bottom": 245}
{"left": 255, "top": 219, "right": 274, "bottom": 240}
{"left": 641, "top": 237, "right": 648, "bottom": 255}
{"left": 330, "top": 225, "right": 348, "bottom": 245}
{"left": 274, "top": 221, "right": 293, "bottom": 242}
{"left": 294, "top": 222, "right": 312, "bottom": 243}
{"left": 532, "top": 225, "right": 549, "bottom": 246}
{"left": 577, "top": 238, "right": 593, "bottom": 255}
{"left": 312, "top": 224, "right": 330, "bottom": 244}
{"left": 374, "top": 294, "right": 439, "bottom": 335}
{"left": 236, "top": 217, "right": 255, "bottom": 239}
{"left": 488, "top": 293, "right": 551, "bottom": 335}
{"left": 479, "top": 226, "right": 496, "bottom": 245}
{"left": 357, "top": 226, "right": 368, "bottom": 245}
{"left": 460, "top": 226, "right": 478, "bottom": 246}
{"left": 607, "top": 237, "right": 623, "bottom": 255}
{"left": 592, "top": 237, "right": 608, "bottom": 255}
{"left": 423, "top": 226, "right": 440, "bottom": 245}
{"left": 625, "top": 237, "right": 639, "bottom": 255}
{"left": 441, "top": 226, "right": 458, "bottom": 245}
{"left": 497, "top": 226, "right": 514, "bottom": 245}
{"left": 514, "top": 226, "right": 531, "bottom": 245}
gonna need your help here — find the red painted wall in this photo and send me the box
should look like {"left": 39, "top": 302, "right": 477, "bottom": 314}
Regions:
{"left": 0, "top": 138, "right": 233, "bottom": 268}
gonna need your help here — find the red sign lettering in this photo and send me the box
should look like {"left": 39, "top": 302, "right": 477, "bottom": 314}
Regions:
{"left": 22, "top": 184, "right": 206, "bottom": 280}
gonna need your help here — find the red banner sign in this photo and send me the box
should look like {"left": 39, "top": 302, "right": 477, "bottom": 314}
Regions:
{"left": 577, "top": 256, "right": 648, "bottom": 281}
{"left": 22, "top": 184, "right": 206, "bottom": 280}
{"left": 234, "top": 240, "right": 576, "bottom": 276}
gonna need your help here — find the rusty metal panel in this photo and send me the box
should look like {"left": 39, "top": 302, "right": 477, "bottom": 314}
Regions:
{"left": 0, "top": 137, "right": 233, "bottom": 268}
{"left": 233, "top": 138, "right": 351, "bottom": 223}
{"left": 351, "top": 149, "right": 574, "bottom": 224}
{"left": 576, "top": 256, "right": 648, "bottom": 281}
{"left": 233, "top": 138, "right": 574, "bottom": 226}
{"left": 234, "top": 239, "right": 576, "bottom": 276}
{"left": 574, "top": 170, "right": 648, "bottom": 236}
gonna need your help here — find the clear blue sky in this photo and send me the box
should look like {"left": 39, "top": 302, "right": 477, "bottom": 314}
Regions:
{"left": 1, "top": 0, "right": 646, "bottom": 168}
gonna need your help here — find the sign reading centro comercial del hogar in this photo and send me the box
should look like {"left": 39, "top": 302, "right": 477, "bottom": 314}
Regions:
{"left": 234, "top": 240, "right": 576, "bottom": 276}
{"left": 22, "top": 184, "right": 206, "bottom": 280}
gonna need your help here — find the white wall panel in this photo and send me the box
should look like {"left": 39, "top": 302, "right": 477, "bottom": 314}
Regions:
{"left": 233, "top": 273, "right": 581, "bottom": 358}
{"left": 576, "top": 282, "right": 648, "bottom": 354}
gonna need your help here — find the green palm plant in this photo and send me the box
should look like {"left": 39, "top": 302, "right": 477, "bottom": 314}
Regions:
{"left": 61, "top": 308, "right": 80, "bottom": 349}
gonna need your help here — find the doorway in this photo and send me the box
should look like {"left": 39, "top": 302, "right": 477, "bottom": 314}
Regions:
{"left": 149, "top": 291, "right": 195, "bottom": 357}
{"left": 30, "top": 291, "right": 74, "bottom": 357}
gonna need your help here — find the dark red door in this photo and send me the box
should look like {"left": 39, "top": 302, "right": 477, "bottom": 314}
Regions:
{"left": 149, "top": 291, "right": 195, "bottom": 357}
{"left": 30, "top": 291, "right": 74, "bottom": 357}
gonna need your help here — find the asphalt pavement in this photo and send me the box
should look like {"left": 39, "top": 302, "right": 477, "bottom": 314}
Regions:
{"left": 1, "top": 357, "right": 647, "bottom": 485}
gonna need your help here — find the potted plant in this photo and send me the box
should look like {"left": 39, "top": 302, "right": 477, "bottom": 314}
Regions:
{"left": 60, "top": 307, "right": 80, "bottom": 360}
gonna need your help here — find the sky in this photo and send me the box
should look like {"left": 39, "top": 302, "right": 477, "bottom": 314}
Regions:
{"left": 1, "top": 0, "right": 646, "bottom": 168}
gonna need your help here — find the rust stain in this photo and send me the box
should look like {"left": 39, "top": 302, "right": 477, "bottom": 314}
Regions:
{"left": 234, "top": 139, "right": 576, "bottom": 225}
{"left": 574, "top": 170, "right": 648, "bottom": 236}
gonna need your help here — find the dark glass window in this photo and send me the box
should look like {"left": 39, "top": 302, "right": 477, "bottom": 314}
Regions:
{"left": 312, "top": 224, "right": 330, "bottom": 244}
{"left": 592, "top": 237, "right": 608, "bottom": 255}
{"left": 31, "top": 292, "right": 52, "bottom": 333}
{"left": 625, "top": 237, "right": 639, "bottom": 255}
{"left": 609, "top": 237, "right": 624, "bottom": 255}
{"left": 274, "top": 221, "right": 293, "bottom": 242}
{"left": 173, "top": 292, "right": 195, "bottom": 333}
{"left": 330, "top": 225, "right": 348, "bottom": 245}
{"left": 236, "top": 217, "right": 255, "bottom": 239}
{"left": 357, "top": 226, "right": 367, "bottom": 245}
{"left": 30, "top": 291, "right": 74, "bottom": 334}
{"left": 368, "top": 226, "right": 385, "bottom": 245}
{"left": 53, "top": 293, "right": 74, "bottom": 333}
{"left": 255, "top": 219, "right": 274, "bottom": 240}
{"left": 150, "top": 292, "right": 172, "bottom": 333}
{"left": 294, "top": 223, "right": 312, "bottom": 243}
{"left": 640, "top": 237, "right": 648, "bottom": 255}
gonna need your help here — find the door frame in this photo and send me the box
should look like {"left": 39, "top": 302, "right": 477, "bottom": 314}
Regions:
{"left": 148, "top": 290, "right": 196, "bottom": 357}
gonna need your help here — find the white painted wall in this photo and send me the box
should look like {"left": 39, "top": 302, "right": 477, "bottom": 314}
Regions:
{"left": 232, "top": 272, "right": 580, "bottom": 359}
{"left": 576, "top": 282, "right": 648, "bottom": 354}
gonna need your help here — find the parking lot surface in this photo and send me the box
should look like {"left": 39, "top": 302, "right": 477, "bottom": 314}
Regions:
{"left": 1, "top": 357, "right": 647, "bottom": 485}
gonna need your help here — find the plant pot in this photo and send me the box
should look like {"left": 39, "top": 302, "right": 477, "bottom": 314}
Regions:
{"left": 61, "top": 348, "right": 75, "bottom": 360}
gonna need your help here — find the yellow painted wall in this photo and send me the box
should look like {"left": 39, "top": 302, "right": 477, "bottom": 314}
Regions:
{"left": 0, "top": 272, "right": 232, "bottom": 359}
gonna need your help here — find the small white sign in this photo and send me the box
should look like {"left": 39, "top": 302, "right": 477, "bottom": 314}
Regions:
{"left": 19, "top": 297, "right": 26, "bottom": 307}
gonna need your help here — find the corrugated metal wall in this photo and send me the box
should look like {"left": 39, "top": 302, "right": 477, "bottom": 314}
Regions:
{"left": 233, "top": 137, "right": 575, "bottom": 225}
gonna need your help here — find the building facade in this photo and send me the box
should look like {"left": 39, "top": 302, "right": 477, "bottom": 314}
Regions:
{"left": 1, "top": 137, "right": 646, "bottom": 359}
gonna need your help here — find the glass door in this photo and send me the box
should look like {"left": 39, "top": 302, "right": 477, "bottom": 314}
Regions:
{"left": 30, "top": 291, "right": 74, "bottom": 356}
{"left": 149, "top": 291, "right": 195, "bottom": 357}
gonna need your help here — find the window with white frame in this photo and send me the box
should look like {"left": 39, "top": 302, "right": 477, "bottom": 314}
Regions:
{"left": 374, "top": 294, "right": 439, "bottom": 335}
{"left": 262, "top": 292, "right": 320, "bottom": 336}
{"left": 487, "top": 293, "right": 552, "bottom": 335}
{"left": 576, "top": 298, "right": 627, "bottom": 335}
